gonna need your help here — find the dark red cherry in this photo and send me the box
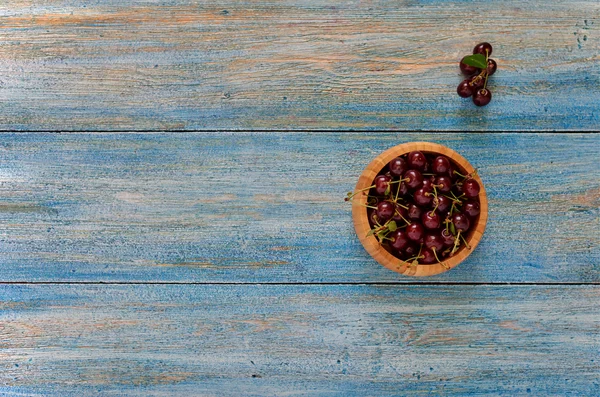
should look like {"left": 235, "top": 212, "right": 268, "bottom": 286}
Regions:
{"left": 374, "top": 174, "right": 392, "bottom": 195}
{"left": 424, "top": 233, "right": 445, "bottom": 252}
{"left": 388, "top": 157, "right": 408, "bottom": 177}
{"left": 404, "top": 170, "right": 423, "bottom": 190}
{"left": 376, "top": 201, "right": 395, "bottom": 221}
{"left": 473, "top": 42, "right": 493, "bottom": 57}
{"left": 463, "top": 200, "right": 480, "bottom": 218}
{"left": 457, "top": 80, "right": 474, "bottom": 98}
{"left": 406, "top": 223, "right": 425, "bottom": 242}
{"left": 369, "top": 210, "right": 381, "bottom": 226}
{"left": 420, "top": 248, "right": 437, "bottom": 264}
{"left": 460, "top": 56, "right": 479, "bottom": 76}
{"left": 389, "top": 230, "right": 410, "bottom": 252}
{"left": 432, "top": 156, "right": 451, "bottom": 175}
{"left": 392, "top": 206, "right": 409, "bottom": 223}
{"left": 407, "top": 151, "right": 427, "bottom": 171}
{"left": 462, "top": 178, "right": 480, "bottom": 198}
{"left": 407, "top": 204, "right": 423, "bottom": 221}
{"left": 433, "top": 195, "right": 451, "bottom": 213}
{"left": 435, "top": 176, "right": 452, "bottom": 192}
{"left": 487, "top": 59, "right": 497, "bottom": 75}
{"left": 473, "top": 88, "right": 492, "bottom": 107}
{"left": 395, "top": 181, "right": 409, "bottom": 197}
{"left": 414, "top": 187, "right": 434, "bottom": 207}
{"left": 440, "top": 229, "right": 456, "bottom": 247}
{"left": 422, "top": 211, "right": 441, "bottom": 230}
{"left": 468, "top": 74, "right": 485, "bottom": 90}
{"left": 422, "top": 178, "right": 434, "bottom": 190}
{"left": 403, "top": 244, "right": 418, "bottom": 258}
{"left": 452, "top": 213, "right": 471, "bottom": 232}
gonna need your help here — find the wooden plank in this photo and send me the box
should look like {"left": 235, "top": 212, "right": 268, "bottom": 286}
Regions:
{"left": 0, "top": 284, "right": 598, "bottom": 395}
{"left": 0, "top": 1, "right": 598, "bottom": 131}
{"left": 0, "top": 132, "right": 598, "bottom": 283}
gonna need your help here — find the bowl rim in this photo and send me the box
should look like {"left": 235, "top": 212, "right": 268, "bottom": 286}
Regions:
{"left": 352, "top": 142, "right": 488, "bottom": 277}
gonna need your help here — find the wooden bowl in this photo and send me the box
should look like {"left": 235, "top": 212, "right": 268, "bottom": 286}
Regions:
{"left": 352, "top": 142, "right": 488, "bottom": 277}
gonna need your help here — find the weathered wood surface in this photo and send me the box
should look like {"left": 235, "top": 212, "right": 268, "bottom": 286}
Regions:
{"left": 0, "top": 1, "right": 598, "bottom": 131}
{"left": 0, "top": 132, "right": 597, "bottom": 283}
{"left": 1, "top": 284, "right": 598, "bottom": 396}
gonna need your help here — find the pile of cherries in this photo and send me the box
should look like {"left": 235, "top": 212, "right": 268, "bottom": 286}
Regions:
{"left": 347, "top": 151, "right": 481, "bottom": 266}
{"left": 457, "top": 42, "right": 497, "bottom": 106}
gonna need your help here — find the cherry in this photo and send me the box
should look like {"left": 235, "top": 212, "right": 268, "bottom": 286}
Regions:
{"left": 407, "top": 151, "right": 427, "bottom": 171}
{"left": 388, "top": 157, "right": 408, "bottom": 177}
{"left": 369, "top": 211, "right": 381, "bottom": 226}
{"left": 487, "top": 59, "right": 497, "bottom": 76}
{"left": 463, "top": 200, "right": 480, "bottom": 218}
{"left": 422, "top": 178, "right": 434, "bottom": 190}
{"left": 407, "top": 203, "right": 423, "bottom": 221}
{"left": 376, "top": 201, "right": 395, "bottom": 221}
{"left": 424, "top": 233, "right": 445, "bottom": 252}
{"left": 469, "top": 74, "right": 485, "bottom": 90}
{"left": 392, "top": 206, "right": 409, "bottom": 223}
{"left": 452, "top": 213, "right": 471, "bottom": 232}
{"left": 414, "top": 187, "right": 434, "bottom": 206}
{"left": 422, "top": 210, "right": 441, "bottom": 230}
{"left": 389, "top": 230, "right": 410, "bottom": 252}
{"left": 473, "top": 88, "right": 492, "bottom": 107}
{"left": 374, "top": 175, "right": 392, "bottom": 195}
{"left": 457, "top": 80, "right": 474, "bottom": 98}
{"left": 420, "top": 248, "right": 437, "bottom": 264}
{"left": 440, "top": 229, "right": 456, "bottom": 247}
{"left": 433, "top": 195, "right": 451, "bottom": 213}
{"left": 396, "top": 181, "right": 409, "bottom": 197}
{"left": 473, "top": 42, "right": 492, "bottom": 57}
{"left": 435, "top": 176, "right": 452, "bottom": 192}
{"left": 404, "top": 244, "right": 418, "bottom": 258}
{"left": 460, "top": 56, "right": 479, "bottom": 76}
{"left": 404, "top": 170, "right": 423, "bottom": 190}
{"left": 462, "top": 178, "right": 481, "bottom": 198}
{"left": 432, "top": 156, "right": 451, "bottom": 175}
{"left": 406, "top": 223, "right": 425, "bottom": 242}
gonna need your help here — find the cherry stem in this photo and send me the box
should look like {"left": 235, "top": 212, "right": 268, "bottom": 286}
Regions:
{"left": 451, "top": 231, "right": 462, "bottom": 255}
{"left": 405, "top": 255, "right": 424, "bottom": 263}
{"left": 453, "top": 170, "right": 469, "bottom": 179}
{"left": 460, "top": 233, "right": 471, "bottom": 249}
{"left": 346, "top": 185, "right": 375, "bottom": 200}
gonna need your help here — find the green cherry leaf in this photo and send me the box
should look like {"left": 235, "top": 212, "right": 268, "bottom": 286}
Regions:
{"left": 384, "top": 185, "right": 391, "bottom": 196}
{"left": 461, "top": 54, "right": 487, "bottom": 69}
{"left": 388, "top": 221, "right": 397, "bottom": 232}
{"left": 366, "top": 229, "right": 375, "bottom": 237}
{"left": 450, "top": 222, "right": 456, "bottom": 236}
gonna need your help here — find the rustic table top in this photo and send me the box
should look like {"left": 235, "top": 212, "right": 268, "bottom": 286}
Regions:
{"left": 1, "top": 1, "right": 599, "bottom": 396}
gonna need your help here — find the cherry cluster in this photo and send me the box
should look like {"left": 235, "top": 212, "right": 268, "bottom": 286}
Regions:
{"left": 347, "top": 151, "right": 481, "bottom": 266}
{"left": 457, "top": 42, "right": 497, "bottom": 106}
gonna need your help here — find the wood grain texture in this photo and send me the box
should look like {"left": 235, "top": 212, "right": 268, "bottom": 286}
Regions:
{"left": 0, "top": 1, "right": 598, "bottom": 131}
{"left": 0, "top": 132, "right": 597, "bottom": 283}
{"left": 0, "top": 284, "right": 598, "bottom": 396}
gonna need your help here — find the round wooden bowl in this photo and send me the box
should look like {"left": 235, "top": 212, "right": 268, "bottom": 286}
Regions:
{"left": 352, "top": 142, "right": 488, "bottom": 277}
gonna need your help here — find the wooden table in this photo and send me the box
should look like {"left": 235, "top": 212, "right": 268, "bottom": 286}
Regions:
{"left": 1, "top": 1, "right": 599, "bottom": 395}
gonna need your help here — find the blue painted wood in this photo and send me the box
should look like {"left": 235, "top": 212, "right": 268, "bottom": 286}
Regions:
{"left": 0, "top": 1, "right": 597, "bottom": 131}
{"left": 0, "top": 132, "right": 597, "bottom": 282}
{"left": 1, "top": 284, "right": 598, "bottom": 396}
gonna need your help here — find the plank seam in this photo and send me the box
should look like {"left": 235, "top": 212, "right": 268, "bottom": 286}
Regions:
{"left": 0, "top": 130, "right": 598, "bottom": 134}
{"left": 1, "top": 282, "right": 599, "bottom": 286}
